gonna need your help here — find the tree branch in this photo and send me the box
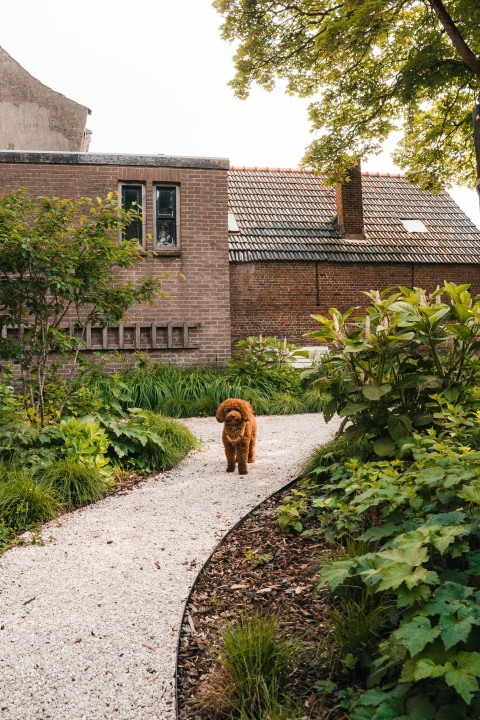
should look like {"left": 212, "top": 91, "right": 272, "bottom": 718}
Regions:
{"left": 428, "top": 0, "right": 480, "bottom": 76}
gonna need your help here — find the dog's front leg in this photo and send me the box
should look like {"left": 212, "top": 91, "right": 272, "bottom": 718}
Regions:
{"left": 237, "top": 440, "right": 248, "bottom": 475}
{"left": 224, "top": 438, "right": 236, "bottom": 472}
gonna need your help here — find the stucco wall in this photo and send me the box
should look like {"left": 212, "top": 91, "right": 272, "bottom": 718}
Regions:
{"left": 0, "top": 48, "right": 90, "bottom": 152}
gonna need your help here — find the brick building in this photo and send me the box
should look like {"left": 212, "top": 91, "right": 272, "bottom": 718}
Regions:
{"left": 0, "top": 151, "right": 232, "bottom": 365}
{"left": 1, "top": 153, "right": 480, "bottom": 363}
{"left": 228, "top": 166, "right": 480, "bottom": 348}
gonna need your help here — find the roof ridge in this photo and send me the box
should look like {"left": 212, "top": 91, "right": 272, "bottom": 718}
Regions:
{"left": 229, "top": 166, "right": 406, "bottom": 178}
{"left": 230, "top": 166, "right": 317, "bottom": 173}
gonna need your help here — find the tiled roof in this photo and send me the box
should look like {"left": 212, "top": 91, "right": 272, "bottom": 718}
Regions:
{"left": 228, "top": 168, "right": 480, "bottom": 264}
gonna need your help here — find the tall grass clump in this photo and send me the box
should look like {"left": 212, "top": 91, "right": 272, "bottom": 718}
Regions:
{"left": 0, "top": 468, "right": 59, "bottom": 529}
{"left": 35, "top": 457, "right": 110, "bottom": 507}
{"left": 198, "top": 613, "right": 300, "bottom": 719}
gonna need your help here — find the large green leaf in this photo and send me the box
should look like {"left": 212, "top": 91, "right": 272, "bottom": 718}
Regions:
{"left": 439, "top": 614, "right": 474, "bottom": 650}
{"left": 343, "top": 342, "right": 372, "bottom": 353}
{"left": 318, "top": 559, "right": 355, "bottom": 590}
{"left": 457, "top": 485, "right": 480, "bottom": 505}
{"left": 362, "top": 384, "right": 391, "bottom": 401}
{"left": 338, "top": 402, "right": 370, "bottom": 418}
{"left": 394, "top": 616, "right": 441, "bottom": 656}
{"left": 387, "top": 413, "right": 413, "bottom": 440}
{"left": 444, "top": 662, "right": 479, "bottom": 703}
{"left": 373, "top": 436, "right": 396, "bottom": 457}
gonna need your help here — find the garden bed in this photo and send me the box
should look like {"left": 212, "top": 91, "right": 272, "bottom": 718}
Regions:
{"left": 177, "top": 481, "right": 348, "bottom": 720}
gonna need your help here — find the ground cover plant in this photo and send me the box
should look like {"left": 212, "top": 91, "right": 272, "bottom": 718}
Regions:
{"left": 296, "top": 282, "right": 480, "bottom": 718}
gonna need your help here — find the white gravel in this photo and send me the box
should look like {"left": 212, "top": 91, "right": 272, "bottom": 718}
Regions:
{"left": 0, "top": 413, "right": 339, "bottom": 720}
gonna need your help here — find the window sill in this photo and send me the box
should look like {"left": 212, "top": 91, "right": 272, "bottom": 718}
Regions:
{"left": 152, "top": 248, "right": 181, "bottom": 258}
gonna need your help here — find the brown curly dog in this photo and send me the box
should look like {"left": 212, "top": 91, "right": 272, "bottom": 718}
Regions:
{"left": 216, "top": 398, "right": 257, "bottom": 475}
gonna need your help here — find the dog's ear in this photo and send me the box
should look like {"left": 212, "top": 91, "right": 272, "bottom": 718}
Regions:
{"left": 238, "top": 402, "right": 253, "bottom": 422}
{"left": 216, "top": 401, "right": 228, "bottom": 423}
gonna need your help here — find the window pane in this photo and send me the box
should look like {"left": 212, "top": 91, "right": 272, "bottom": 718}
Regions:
{"left": 121, "top": 185, "right": 143, "bottom": 242}
{"left": 156, "top": 219, "right": 175, "bottom": 246}
{"left": 156, "top": 187, "right": 175, "bottom": 217}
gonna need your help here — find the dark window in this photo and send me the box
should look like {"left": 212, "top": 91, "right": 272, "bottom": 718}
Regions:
{"left": 155, "top": 187, "right": 177, "bottom": 247}
{"left": 121, "top": 185, "right": 143, "bottom": 242}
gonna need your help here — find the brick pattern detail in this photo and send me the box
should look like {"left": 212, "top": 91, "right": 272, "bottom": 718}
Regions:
{"left": 0, "top": 161, "right": 231, "bottom": 365}
{"left": 230, "top": 261, "right": 480, "bottom": 349}
{"left": 335, "top": 163, "right": 364, "bottom": 237}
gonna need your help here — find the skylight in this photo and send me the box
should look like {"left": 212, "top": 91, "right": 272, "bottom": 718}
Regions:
{"left": 228, "top": 212, "right": 240, "bottom": 233}
{"left": 401, "top": 219, "right": 428, "bottom": 233}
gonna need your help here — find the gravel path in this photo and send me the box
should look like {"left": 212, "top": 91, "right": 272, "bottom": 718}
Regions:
{"left": 0, "top": 413, "right": 339, "bottom": 720}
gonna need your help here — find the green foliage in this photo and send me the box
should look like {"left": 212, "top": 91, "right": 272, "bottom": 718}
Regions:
{"left": 327, "top": 587, "right": 395, "bottom": 679}
{"left": 77, "top": 353, "right": 311, "bottom": 418}
{"left": 229, "top": 336, "right": 302, "bottom": 395}
{"left": 0, "top": 468, "right": 59, "bottom": 529}
{"left": 274, "top": 487, "right": 310, "bottom": 533}
{"left": 245, "top": 549, "right": 273, "bottom": 568}
{"left": 0, "top": 189, "right": 163, "bottom": 425}
{"left": 306, "top": 283, "right": 480, "bottom": 449}
{"left": 35, "top": 457, "right": 110, "bottom": 507}
{"left": 301, "top": 434, "right": 373, "bottom": 478}
{"left": 213, "top": 613, "right": 300, "bottom": 720}
{"left": 39, "top": 416, "right": 111, "bottom": 473}
{"left": 101, "top": 409, "right": 199, "bottom": 472}
{"left": 312, "top": 398, "right": 480, "bottom": 715}
{"left": 215, "top": 0, "right": 480, "bottom": 191}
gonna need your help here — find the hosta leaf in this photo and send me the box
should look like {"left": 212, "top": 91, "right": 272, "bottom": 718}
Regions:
{"left": 394, "top": 616, "right": 441, "bottom": 656}
{"left": 362, "top": 384, "right": 391, "bottom": 401}
{"left": 319, "top": 559, "right": 355, "bottom": 590}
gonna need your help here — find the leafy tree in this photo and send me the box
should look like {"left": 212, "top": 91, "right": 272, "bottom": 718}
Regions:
{"left": 214, "top": 0, "right": 480, "bottom": 192}
{"left": 0, "top": 190, "right": 164, "bottom": 425}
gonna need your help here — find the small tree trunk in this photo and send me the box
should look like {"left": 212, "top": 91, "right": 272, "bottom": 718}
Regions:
{"left": 473, "top": 99, "right": 480, "bottom": 206}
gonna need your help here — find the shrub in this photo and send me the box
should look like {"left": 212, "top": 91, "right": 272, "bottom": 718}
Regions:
{"left": 229, "top": 336, "right": 303, "bottom": 395}
{"left": 102, "top": 409, "right": 199, "bottom": 472}
{"left": 314, "top": 401, "right": 480, "bottom": 717}
{"left": 35, "top": 457, "right": 110, "bottom": 507}
{"left": 306, "top": 282, "right": 480, "bottom": 451}
{"left": 0, "top": 469, "right": 59, "bottom": 529}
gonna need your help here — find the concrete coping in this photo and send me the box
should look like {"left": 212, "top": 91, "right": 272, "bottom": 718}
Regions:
{"left": 0, "top": 151, "right": 230, "bottom": 171}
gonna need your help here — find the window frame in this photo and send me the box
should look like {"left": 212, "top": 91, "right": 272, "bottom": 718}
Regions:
{"left": 153, "top": 185, "right": 180, "bottom": 250}
{"left": 119, "top": 182, "right": 146, "bottom": 246}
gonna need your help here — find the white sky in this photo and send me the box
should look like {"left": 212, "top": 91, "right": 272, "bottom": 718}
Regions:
{"left": 2, "top": 0, "right": 480, "bottom": 227}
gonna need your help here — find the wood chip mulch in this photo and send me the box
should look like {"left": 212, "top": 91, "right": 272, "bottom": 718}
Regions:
{"left": 176, "top": 481, "right": 350, "bottom": 719}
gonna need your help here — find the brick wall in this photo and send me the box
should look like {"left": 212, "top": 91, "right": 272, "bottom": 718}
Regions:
{"left": 230, "top": 261, "right": 480, "bottom": 349}
{"left": 0, "top": 153, "right": 232, "bottom": 366}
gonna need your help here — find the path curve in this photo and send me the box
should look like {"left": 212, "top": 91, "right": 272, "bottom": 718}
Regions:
{"left": 0, "top": 413, "right": 339, "bottom": 720}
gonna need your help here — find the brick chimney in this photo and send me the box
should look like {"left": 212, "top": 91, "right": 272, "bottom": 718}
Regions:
{"left": 335, "top": 162, "right": 364, "bottom": 238}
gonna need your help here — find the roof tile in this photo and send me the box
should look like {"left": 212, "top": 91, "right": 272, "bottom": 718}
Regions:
{"left": 228, "top": 169, "right": 480, "bottom": 264}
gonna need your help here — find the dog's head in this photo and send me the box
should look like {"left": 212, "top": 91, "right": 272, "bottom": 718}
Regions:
{"left": 224, "top": 409, "right": 244, "bottom": 431}
{"left": 216, "top": 399, "right": 253, "bottom": 424}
